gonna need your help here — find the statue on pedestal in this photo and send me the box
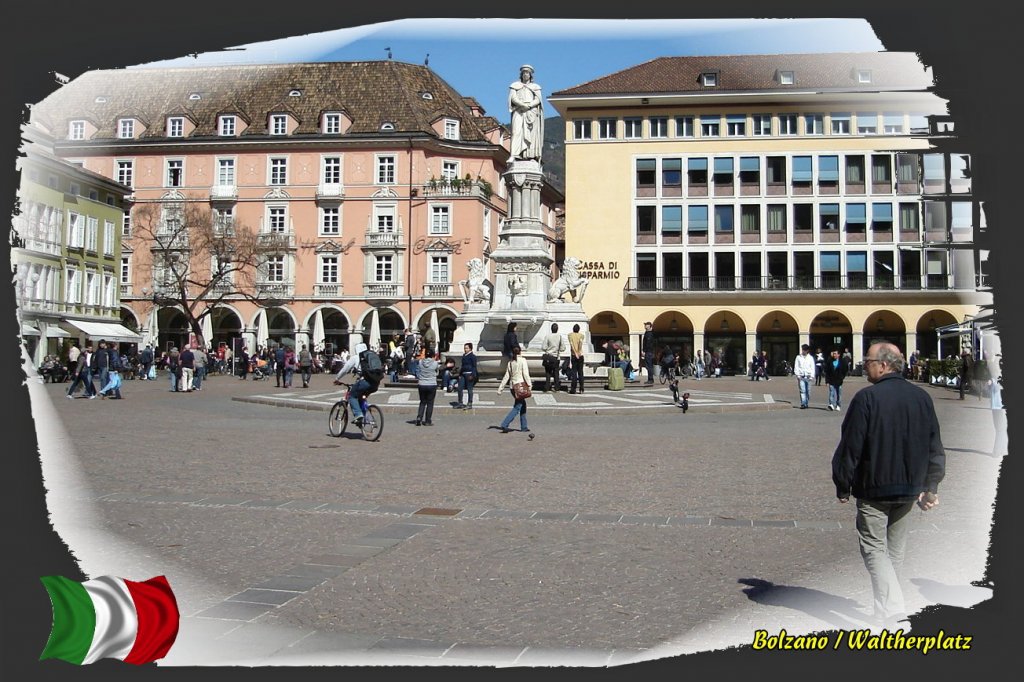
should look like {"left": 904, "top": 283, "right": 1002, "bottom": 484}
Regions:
{"left": 547, "top": 257, "right": 590, "bottom": 304}
{"left": 508, "top": 65, "right": 544, "bottom": 162}
{"left": 458, "top": 258, "right": 491, "bottom": 304}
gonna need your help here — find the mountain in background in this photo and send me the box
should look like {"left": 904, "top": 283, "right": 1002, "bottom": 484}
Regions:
{"left": 504, "top": 115, "right": 565, "bottom": 196}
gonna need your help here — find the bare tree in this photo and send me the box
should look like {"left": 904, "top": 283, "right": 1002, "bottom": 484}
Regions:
{"left": 129, "top": 197, "right": 294, "bottom": 347}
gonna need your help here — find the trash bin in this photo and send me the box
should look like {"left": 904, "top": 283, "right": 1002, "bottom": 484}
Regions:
{"left": 607, "top": 366, "right": 624, "bottom": 391}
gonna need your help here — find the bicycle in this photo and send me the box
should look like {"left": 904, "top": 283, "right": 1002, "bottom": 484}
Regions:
{"left": 328, "top": 380, "right": 383, "bottom": 441}
{"left": 658, "top": 361, "right": 677, "bottom": 384}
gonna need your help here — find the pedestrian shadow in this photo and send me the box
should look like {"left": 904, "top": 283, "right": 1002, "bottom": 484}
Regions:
{"left": 908, "top": 578, "right": 993, "bottom": 609}
{"left": 738, "top": 578, "right": 871, "bottom": 629}
{"left": 944, "top": 446, "right": 998, "bottom": 458}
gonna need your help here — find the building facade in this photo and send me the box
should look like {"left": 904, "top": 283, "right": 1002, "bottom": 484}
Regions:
{"left": 549, "top": 52, "right": 989, "bottom": 372}
{"left": 30, "top": 61, "right": 560, "bottom": 356}
{"left": 13, "top": 126, "right": 135, "bottom": 366}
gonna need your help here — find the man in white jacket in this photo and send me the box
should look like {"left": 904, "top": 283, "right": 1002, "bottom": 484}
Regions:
{"left": 794, "top": 344, "right": 816, "bottom": 409}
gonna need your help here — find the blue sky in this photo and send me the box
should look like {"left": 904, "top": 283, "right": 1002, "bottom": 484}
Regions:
{"left": 136, "top": 18, "right": 886, "bottom": 122}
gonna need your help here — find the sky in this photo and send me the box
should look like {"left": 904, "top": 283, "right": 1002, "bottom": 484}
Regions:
{"left": 134, "top": 18, "right": 887, "bottom": 123}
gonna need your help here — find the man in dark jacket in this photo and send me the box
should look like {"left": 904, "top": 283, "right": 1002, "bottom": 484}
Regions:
{"left": 832, "top": 342, "right": 945, "bottom": 626}
{"left": 823, "top": 348, "right": 850, "bottom": 411}
{"left": 274, "top": 345, "right": 287, "bottom": 387}
{"left": 641, "top": 322, "right": 655, "bottom": 385}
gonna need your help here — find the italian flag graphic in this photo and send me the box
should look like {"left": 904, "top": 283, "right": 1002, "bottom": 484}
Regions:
{"left": 40, "top": 575, "right": 180, "bottom": 665}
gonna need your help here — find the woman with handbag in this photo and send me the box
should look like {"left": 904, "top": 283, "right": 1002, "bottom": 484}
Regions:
{"left": 415, "top": 345, "right": 439, "bottom": 426}
{"left": 496, "top": 344, "right": 533, "bottom": 434}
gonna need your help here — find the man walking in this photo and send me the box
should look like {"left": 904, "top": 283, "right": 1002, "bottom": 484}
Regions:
{"left": 794, "top": 344, "right": 816, "bottom": 409}
{"left": 140, "top": 344, "right": 154, "bottom": 380}
{"left": 641, "top": 322, "right": 655, "bottom": 385}
{"left": 274, "top": 345, "right": 286, "bottom": 387}
{"left": 824, "top": 348, "right": 850, "bottom": 411}
{"left": 179, "top": 345, "right": 195, "bottom": 392}
{"left": 832, "top": 342, "right": 944, "bottom": 627}
{"left": 298, "top": 344, "right": 313, "bottom": 388}
{"left": 192, "top": 345, "right": 208, "bottom": 390}
{"left": 66, "top": 344, "right": 96, "bottom": 399}
{"left": 541, "top": 322, "right": 566, "bottom": 392}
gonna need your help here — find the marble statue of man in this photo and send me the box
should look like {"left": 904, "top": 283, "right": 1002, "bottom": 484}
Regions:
{"left": 508, "top": 64, "right": 544, "bottom": 162}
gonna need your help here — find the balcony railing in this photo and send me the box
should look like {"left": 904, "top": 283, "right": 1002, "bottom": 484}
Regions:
{"left": 363, "top": 283, "right": 403, "bottom": 298}
{"left": 316, "top": 183, "right": 344, "bottom": 200}
{"left": 421, "top": 179, "right": 493, "bottom": 199}
{"left": 364, "top": 230, "right": 403, "bottom": 248}
{"left": 314, "top": 283, "right": 342, "bottom": 298}
{"left": 209, "top": 185, "right": 237, "bottom": 201}
{"left": 624, "top": 275, "right": 960, "bottom": 294}
{"left": 257, "top": 232, "right": 296, "bottom": 248}
{"left": 120, "top": 284, "right": 131, "bottom": 298}
{"left": 255, "top": 283, "right": 294, "bottom": 299}
{"left": 423, "top": 283, "right": 453, "bottom": 298}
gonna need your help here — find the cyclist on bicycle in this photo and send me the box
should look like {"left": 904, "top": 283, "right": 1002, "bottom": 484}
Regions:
{"left": 333, "top": 343, "right": 384, "bottom": 427}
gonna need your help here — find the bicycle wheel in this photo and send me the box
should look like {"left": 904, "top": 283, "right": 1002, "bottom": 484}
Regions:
{"left": 659, "top": 368, "right": 669, "bottom": 384}
{"left": 328, "top": 401, "right": 348, "bottom": 437}
{"left": 360, "top": 405, "right": 383, "bottom": 442}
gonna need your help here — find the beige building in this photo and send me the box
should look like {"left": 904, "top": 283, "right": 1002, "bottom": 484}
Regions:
{"left": 549, "top": 52, "right": 989, "bottom": 373}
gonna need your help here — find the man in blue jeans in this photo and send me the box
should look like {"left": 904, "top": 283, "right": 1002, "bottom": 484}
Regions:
{"left": 333, "top": 343, "right": 381, "bottom": 426}
{"left": 793, "top": 344, "right": 815, "bottom": 409}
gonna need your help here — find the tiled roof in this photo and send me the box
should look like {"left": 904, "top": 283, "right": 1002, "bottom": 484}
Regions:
{"left": 32, "top": 61, "right": 503, "bottom": 143}
{"left": 551, "top": 52, "right": 932, "bottom": 97}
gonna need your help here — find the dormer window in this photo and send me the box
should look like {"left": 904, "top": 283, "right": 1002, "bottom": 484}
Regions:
{"left": 288, "top": 89, "right": 302, "bottom": 97}
{"left": 443, "top": 118, "right": 460, "bottom": 140}
{"left": 857, "top": 69, "right": 872, "bottom": 84}
{"left": 700, "top": 72, "right": 718, "bottom": 87}
{"left": 270, "top": 114, "right": 288, "bottom": 135}
{"left": 779, "top": 71, "right": 795, "bottom": 85}
{"left": 189, "top": 93, "right": 202, "bottom": 101}
{"left": 323, "top": 112, "right": 341, "bottom": 134}
{"left": 380, "top": 122, "right": 395, "bottom": 131}
{"left": 167, "top": 117, "right": 184, "bottom": 137}
{"left": 69, "top": 120, "right": 85, "bottom": 140}
{"left": 421, "top": 92, "right": 434, "bottom": 100}
{"left": 118, "top": 119, "right": 134, "bottom": 139}
{"left": 218, "top": 115, "right": 236, "bottom": 137}
{"left": 95, "top": 96, "right": 107, "bottom": 103}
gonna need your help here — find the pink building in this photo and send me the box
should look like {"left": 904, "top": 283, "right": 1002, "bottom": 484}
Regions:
{"left": 31, "top": 61, "right": 562, "bottom": 355}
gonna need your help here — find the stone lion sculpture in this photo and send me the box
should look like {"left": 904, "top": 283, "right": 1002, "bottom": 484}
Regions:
{"left": 547, "top": 256, "right": 589, "bottom": 303}
{"left": 459, "top": 258, "right": 491, "bottom": 304}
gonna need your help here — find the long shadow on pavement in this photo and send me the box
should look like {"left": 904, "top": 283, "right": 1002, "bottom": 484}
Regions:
{"left": 738, "top": 578, "right": 870, "bottom": 630}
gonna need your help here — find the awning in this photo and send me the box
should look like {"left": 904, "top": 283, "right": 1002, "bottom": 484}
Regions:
{"left": 21, "top": 322, "right": 41, "bottom": 337}
{"left": 59, "top": 320, "right": 142, "bottom": 343}
{"left": 45, "top": 326, "right": 71, "bottom": 338}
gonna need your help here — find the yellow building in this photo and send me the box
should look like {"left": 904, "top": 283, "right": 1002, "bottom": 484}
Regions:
{"left": 549, "top": 52, "right": 989, "bottom": 374}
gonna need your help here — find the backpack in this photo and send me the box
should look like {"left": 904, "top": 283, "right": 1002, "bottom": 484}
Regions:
{"left": 110, "top": 350, "right": 122, "bottom": 370}
{"left": 360, "top": 351, "right": 384, "bottom": 382}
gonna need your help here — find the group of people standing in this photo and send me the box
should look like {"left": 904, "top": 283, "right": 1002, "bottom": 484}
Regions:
{"left": 794, "top": 344, "right": 851, "bottom": 410}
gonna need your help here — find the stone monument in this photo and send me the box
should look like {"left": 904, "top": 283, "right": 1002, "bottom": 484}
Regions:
{"left": 451, "top": 65, "right": 604, "bottom": 378}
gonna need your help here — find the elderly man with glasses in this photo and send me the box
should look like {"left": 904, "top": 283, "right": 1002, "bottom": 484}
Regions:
{"left": 832, "top": 342, "right": 945, "bottom": 628}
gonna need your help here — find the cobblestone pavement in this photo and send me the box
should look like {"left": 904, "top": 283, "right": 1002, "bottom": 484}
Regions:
{"left": 30, "top": 369, "right": 1002, "bottom": 666}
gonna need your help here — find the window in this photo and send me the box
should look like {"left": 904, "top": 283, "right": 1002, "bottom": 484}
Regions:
{"left": 899, "top": 203, "right": 920, "bottom": 231}
{"left": 430, "top": 255, "right": 450, "bottom": 283}
{"left": 846, "top": 155, "right": 866, "bottom": 185}
{"left": 269, "top": 157, "right": 287, "bottom": 185}
{"left": 649, "top": 117, "right": 668, "bottom": 138}
{"left": 819, "top": 204, "right": 839, "bottom": 230}
{"left": 166, "top": 159, "right": 183, "bottom": 187}
{"left": 909, "top": 113, "right": 929, "bottom": 134}
{"left": 429, "top": 205, "right": 451, "bottom": 234}
{"left": 792, "top": 156, "right": 812, "bottom": 183}
{"left": 662, "top": 158, "right": 682, "bottom": 189}
{"left": 217, "top": 158, "right": 235, "bottom": 187}
{"left": 766, "top": 156, "right": 786, "bottom": 184}
{"left": 923, "top": 153, "right": 946, "bottom": 192}
{"left": 846, "top": 203, "right": 867, "bottom": 231}
{"left": 624, "top": 117, "right": 642, "bottom": 139}
{"left": 376, "top": 155, "right": 396, "bottom": 184}
{"left": 374, "top": 255, "right": 394, "bottom": 282}
{"left": 65, "top": 268, "right": 80, "bottom": 303}
{"left": 675, "top": 116, "right": 693, "bottom": 137}
{"left": 820, "top": 252, "right": 840, "bottom": 288}
{"left": 86, "top": 217, "right": 98, "bottom": 252}
{"left": 323, "top": 156, "right": 341, "bottom": 185}
{"left": 320, "top": 255, "right": 339, "bottom": 283}
{"left": 872, "top": 203, "right": 894, "bottom": 230}
{"left": 767, "top": 204, "right": 787, "bottom": 233}
{"left": 897, "top": 154, "right": 920, "bottom": 184}
{"left": 268, "top": 206, "right": 287, "bottom": 233}
{"left": 701, "top": 72, "right": 718, "bottom": 87}
{"left": 847, "top": 252, "right": 867, "bottom": 288}
{"left": 779, "top": 114, "right": 798, "bottom": 136}
{"left": 926, "top": 251, "right": 947, "bottom": 288}
{"left": 120, "top": 256, "right": 130, "bottom": 284}
{"left": 380, "top": 122, "right": 395, "bottom": 131}
{"left": 375, "top": 205, "right": 396, "bottom": 232}
{"left": 874, "top": 252, "right": 895, "bottom": 289}
{"left": 122, "top": 211, "right": 131, "bottom": 237}
{"left": 441, "top": 160, "right": 458, "bottom": 181}
{"left": 270, "top": 114, "right": 288, "bottom": 135}
{"left": 573, "top": 119, "right": 592, "bottom": 140}
{"left": 700, "top": 115, "right": 720, "bottom": 137}
{"left": 636, "top": 206, "right": 656, "bottom": 237}
{"left": 214, "top": 207, "right": 233, "bottom": 231}
{"left": 219, "top": 115, "right": 236, "bottom": 136}
{"left": 713, "top": 157, "right": 734, "bottom": 184}
{"left": 661, "top": 205, "right": 682, "bottom": 234}
{"left": 118, "top": 119, "right": 134, "bottom": 138}
{"left": 103, "top": 220, "right": 114, "bottom": 254}
{"left": 167, "top": 117, "right": 184, "bottom": 137}
{"left": 950, "top": 154, "right": 971, "bottom": 193}
{"left": 598, "top": 118, "right": 617, "bottom": 139}
{"left": 740, "top": 205, "right": 760, "bottom": 233}
{"left": 739, "top": 157, "right": 759, "bottom": 184}
{"left": 883, "top": 113, "right": 904, "bottom": 134}
{"left": 871, "top": 155, "right": 892, "bottom": 184}
{"left": 951, "top": 202, "right": 973, "bottom": 241}
{"left": 687, "top": 158, "right": 708, "bottom": 186}
{"left": 320, "top": 207, "right": 340, "bottom": 235}
{"left": 116, "top": 160, "right": 133, "bottom": 187}
{"left": 856, "top": 112, "right": 877, "bottom": 135}
{"left": 324, "top": 113, "right": 341, "bottom": 134}
{"left": 804, "top": 114, "right": 823, "bottom": 135}
{"left": 752, "top": 114, "right": 772, "bottom": 136}
{"left": 857, "top": 70, "right": 872, "bottom": 84}
{"left": 687, "top": 205, "right": 708, "bottom": 233}
{"left": 69, "top": 121, "right": 85, "bottom": 140}
{"left": 69, "top": 182, "right": 80, "bottom": 196}
{"left": 443, "top": 118, "right": 460, "bottom": 140}
{"left": 265, "top": 255, "right": 285, "bottom": 282}
{"left": 779, "top": 71, "right": 795, "bottom": 85}
{"left": 714, "top": 205, "right": 734, "bottom": 232}
{"left": 831, "top": 113, "right": 851, "bottom": 135}
{"left": 726, "top": 114, "right": 745, "bottom": 136}
{"left": 818, "top": 156, "right": 840, "bottom": 183}
{"left": 636, "top": 159, "right": 656, "bottom": 191}
{"left": 87, "top": 189, "right": 98, "bottom": 202}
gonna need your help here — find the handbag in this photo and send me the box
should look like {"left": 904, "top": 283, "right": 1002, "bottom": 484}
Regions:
{"left": 513, "top": 381, "right": 532, "bottom": 400}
